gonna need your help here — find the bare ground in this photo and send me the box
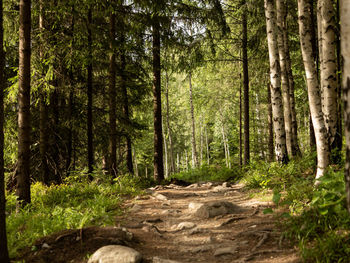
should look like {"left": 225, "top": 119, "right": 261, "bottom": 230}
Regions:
{"left": 18, "top": 182, "right": 300, "bottom": 263}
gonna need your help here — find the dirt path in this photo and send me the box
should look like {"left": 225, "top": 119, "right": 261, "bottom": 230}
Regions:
{"left": 119, "top": 182, "right": 300, "bottom": 263}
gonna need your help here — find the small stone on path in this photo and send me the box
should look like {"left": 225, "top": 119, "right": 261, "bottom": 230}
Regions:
{"left": 214, "top": 246, "right": 238, "bottom": 257}
{"left": 153, "top": 193, "right": 168, "bottom": 201}
{"left": 173, "top": 222, "right": 196, "bottom": 231}
{"left": 88, "top": 245, "right": 142, "bottom": 263}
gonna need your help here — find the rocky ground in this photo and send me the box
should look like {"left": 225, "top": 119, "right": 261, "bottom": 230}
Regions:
{"left": 19, "top": 182, "right": 300, "bottom": 263}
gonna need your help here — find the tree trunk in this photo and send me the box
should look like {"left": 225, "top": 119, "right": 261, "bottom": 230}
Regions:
{"left": 0, "top": 0, "right": 9, "bottom": 259}
{"left": 152, "top": 17, "right": 164, "bottom": 183}
{"left": 239, "top": 73, "right": 243, "bottom": 166}
{"left": 341, "top": 0, "right": 350, "bottom": 215}
{"left": 319, "top": 0, "right": 338, "bottom": 151}
{"left": 109, "top": 13, "right": 117, "bottom": 178}
{"left": 335, "top": 0, "right": 342, "bottom": 152}
{"left": 162, "top": 119, "right": 168, "bottom": 178}
{"left": 264, "top": 0, "right": 289, "bottom": 163}
{"left": 17, "top": 0, "right": 31, "bottom": 207}
{"left": 298, "top": 0, "right": 329, "bottom": 181}
{"left": 276, "top": 0, "right": 293, "bottom": 157}
{"left": 120, "top": 31, "right": 133, "bottom": 175}
{"left": 165, "top": 70, "right": 175, "bottom": 173}
{"left": 242, "top": 2, "right": 250, "bottom": 165}
{"left": 189, "top": 72, "right": 198, "bottom": 168}
{"left": 87, "top": 7, "right": 94, "bottom": 180}
{"left": 39, "top": 0, "right": 49, "bottom": 185}
{"left": 267, "top": 82, "right": 274, "bottom": 161}
{"left": 205, "top": 126, "right": 210, "bottom": 165}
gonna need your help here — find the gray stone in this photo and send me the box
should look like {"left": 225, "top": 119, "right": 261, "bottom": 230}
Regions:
{"left": 88, "top": 245, "right": 142, "bottom": 263}
{"left": 189, "top": 245, "right": 213, "bottom": 253}
{"left": 213, "top": 185, "right": 229, "bottom": 193}
{"left": 153, "top": 257, "right": 182, "bottom": 263}
{"left": 42, "top": 243, "right": 50, "bottom": 249}
{"left": 186, "top": 183, "right": 199, "bottom": 189}
{"left": 153, "top": 193, "right": 168, "bottom": 201}
{"left": 130, "top": 204, "right": 142, "bottom": 212}
{"left": 214, "top": 246, "right": 237, "bottom": 257}
{"left": 177, "top": 222, "right": 196, "bottom": 230}
{"left": 189, "top": 201, "right": 240, "bottom": 219}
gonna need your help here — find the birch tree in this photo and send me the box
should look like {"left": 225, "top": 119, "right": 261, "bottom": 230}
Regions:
{"left": 319, "top": 0, "right": 338, "bottom": 150}
{"left": 264, "top": 0, "right": 288, "bottom": 163}
{"left": 298, "top": 0, "right": 329, "bottom": 182}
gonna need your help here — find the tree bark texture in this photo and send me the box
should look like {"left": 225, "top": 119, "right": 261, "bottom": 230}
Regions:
{"left": 340, "top": 0, "right": 350, "bottom": 215}
{"left": 189, "top": 72, "right": 198, "bottom": 168}
{"left": 267, "top": 82, "right": 274, "bottom": 162}
{"left": 152, "top": 18, "right": 164, "bottom": 183}
{"left": 87, "top": 7, "right": 94, "bottom": 180}
{"left": 276, "top": 0, "right": 294, "bottom": 157}
{"left": 264, "top": 0, "right": 289, "bottom": 164}
{"left": 109, "top": 13, "right": 117, "bottom": 178}
{"left": 298, "top": 0, "right": 329, "bottom": 181}
{"left": 319, "top": 0, "right": 338, "bottom": 149}
{"left": 242, "top": 2, "right": 250, "bottom": 165}
{"left": 239, "top": 76, "right": 243, "bottom": 166}
{"left": 165, "top": 70, "right": 176, "bottom": 173}
{"left": 17, "top": 0, "right": 31, "bottom": 207}
{"left": 39, "top": 1, "right": 49, "bottom": 185}
{"left": 0, "top": 0, "right": 9, "bottom": 259}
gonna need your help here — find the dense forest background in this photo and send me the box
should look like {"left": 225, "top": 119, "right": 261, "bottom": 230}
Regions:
{"left": 2, "top": 0, "right": 350, "bottom": 262}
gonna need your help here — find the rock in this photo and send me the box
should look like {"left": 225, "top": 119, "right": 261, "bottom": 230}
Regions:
{"left": 177, "top": 222, "right": 196, "bottom": 230}
{"left": 153, "top": 193, "right": 168, "bottom": 201}
{"left": 186, "top": 183, "right": 199, "bottom": 189}
{"left": 189, "top": 245, "right": 213, "bottom": 253}
{"left": 135, "top": 195, "right": 149, "bottom": 200}
{"left": 189, "top": 201, "right": 240, "bottom": 219}
{"left": 188, "top": 227, "right": 203, "bottom": 235}
{"left": 145, "top": 188, "right": 154, "bottom": 194}
{"left": 213, "top": 185, "right": 229, "bottom": 193}
{"left": 214, "top": 246, "right": 237, "bottom": 257}
{"left": 130, "top": 204, "right": 142, "bottom": 212}
{"left": 42, "top": 243, "right": 50, "bottom": 249}
{"left": 153, "top": 257, "right": 182, "bottom": 263}
{"left": 88, "top": 245, "right": 142, "bottom": 263}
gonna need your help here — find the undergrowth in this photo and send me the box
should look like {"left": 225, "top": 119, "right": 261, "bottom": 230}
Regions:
{"left": 6, "top": 171, "right": 146, "bottom": 259}
{"left": 243, "top": 151, "right": 350, "bottom": 262}
{"left": 169, "top": 164, "right": 242, "bottom": 183}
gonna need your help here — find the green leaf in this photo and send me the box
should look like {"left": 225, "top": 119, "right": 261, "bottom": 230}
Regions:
{"left": 272, "top": 191, "right": 281, "bottom": 206}
{"left": 263, "top": 208, "right": 273, "bottom": 214}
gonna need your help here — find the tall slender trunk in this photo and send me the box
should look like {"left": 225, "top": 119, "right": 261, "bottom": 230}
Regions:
{"left": 310, "top": 0, "right": 317, "bottom": 150}
{"left": 162, "top": 119, "right": 168, "bottom": 178}
{"left": 165, "top": 70, "right": 175, "bottom": 173}
{"left": 276, "top": 0, "right": 293, "bottom": 157}
{"left": 340, "top": 0, "right": 350, "bottom": 214}
{"left": 39, "top": 0, "right": 49, "bottom": 185}
{"left": 239, "top": 73, "right": 243, "bottom": 166}
{"left": 189, "top": 72, "right": 198, "bottom": 168}
{"left": 242, "top": 2, "right": 250, "bottom": 165}
{"left": 66, "top": 5, "right": 75, "bottom": 176}
{"left": 17, "top": 0, "right": 31, "bottom": 207}
{"left": 298, "top": 0, "right": 329, "bottom": 181}
{"left": 0, "top": 0, "right": 9, "bottom": 259}
{"left": 319, "top": 0, "right": 338, "bottom": 151}
{"left": 267, "top": 82, "right": 274, "bottom": 161}
{"left": 205, "top": 126, "right": 210, "bottom": 165}
{"left": 152, "top": 17, "right": 164, "bottom": 182}
{"left": 87, "top": 7, "right": 94, "bottom": 180}
{"left": 109, "top": 13, "right": 117, "bottom": 177}
{"left": 264, "top": 0, "right": 289, "bottom": 163}
{"left": 120, "top": 32, "right": 133, "bottom": 175}
{"left": 335, "top": 0, "right": 342, "bottom": 152}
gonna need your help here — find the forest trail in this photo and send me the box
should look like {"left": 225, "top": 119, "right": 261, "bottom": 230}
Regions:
{"left": 18, "top": 182, "right": 300, "bottom": 263}
{"left": 120, "top": 182, "right": 300, "bottom": 263}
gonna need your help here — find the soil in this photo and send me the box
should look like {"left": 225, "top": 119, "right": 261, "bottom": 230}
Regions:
{"left": 17, "top": 182, "right": 300, "bottom": 263}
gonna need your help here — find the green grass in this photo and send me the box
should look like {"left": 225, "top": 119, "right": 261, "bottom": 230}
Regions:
{"left": 6, "top": 172, "right": 145, "bottom": 259}
{"left": 242, "top": 151, "right": 350, "bottom": 262}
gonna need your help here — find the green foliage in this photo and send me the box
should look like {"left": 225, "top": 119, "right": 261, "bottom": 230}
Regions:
{"left": 170, "top": 164, "right": 242, "bottom": 183}
{"left": 6, "top": 172, "right": 143, "bottom": 258}
{"left": 243, "top": 152, "right": 350, "bottom": 262}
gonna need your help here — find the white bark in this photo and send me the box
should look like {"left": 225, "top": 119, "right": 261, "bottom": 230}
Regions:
{"left": 319, "top": 0, "right": 338, "bottom": 146}
{"left": 298, "top": 0, "right": 329, "bottom": 182}
{"left": 341, "top": 0, "right": 350, "bottom": 214}
{"left": 264, "top": 0, "right": 289, "bottom": 163}
{"left": 189, "top": 72, "right": 198, "bottom": 168}
{"left": 276, "top": 0, "right": 293, "bottom": 157}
